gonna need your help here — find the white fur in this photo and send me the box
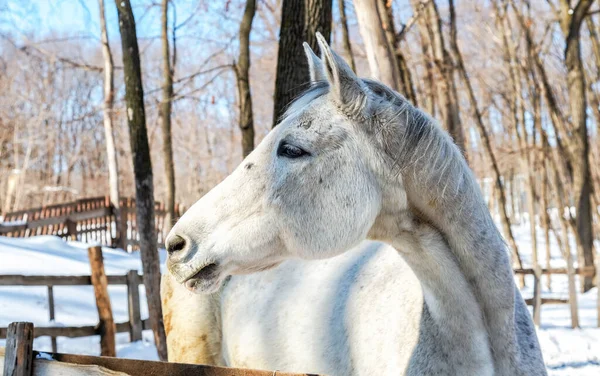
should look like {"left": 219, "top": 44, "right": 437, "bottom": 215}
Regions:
{"left": 164, "top": 34, "right": 546, "bottom": 375}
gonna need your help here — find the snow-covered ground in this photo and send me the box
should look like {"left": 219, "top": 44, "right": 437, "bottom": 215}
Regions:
{"left": 0, "top": 236, "right": 163, "bottom": 360}
{"left": 509, "top": 223, "right": 600, "bottom": 375}
{"left": 0, "top": 223, "right": 599, "bottom": 374}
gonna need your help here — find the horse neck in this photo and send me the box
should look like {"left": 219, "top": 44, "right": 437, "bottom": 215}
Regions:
{"left": 378, "top": 215, "right": 493, "bottom": 370}
{"left": 374, "top": 101, "right": 520, "bottom": 374}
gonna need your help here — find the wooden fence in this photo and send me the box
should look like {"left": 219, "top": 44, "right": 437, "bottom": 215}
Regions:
{"left": 0, "top": 197, "right": 184, "bottom": 250}
{"left": 516, "top": 265, "right": 599, "bottom": 329}
{"left": 0, "top": 247, "right": 147, "bottom": 355}
{"left": 0, "top": 323, "right": 323, "bottom": 376}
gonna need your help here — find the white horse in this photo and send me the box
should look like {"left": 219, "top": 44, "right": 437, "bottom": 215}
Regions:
{"left": 162, "top": 34, "right": 546, "bottom": 375}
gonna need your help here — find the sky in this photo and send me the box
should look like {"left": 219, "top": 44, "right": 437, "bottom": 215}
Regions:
{"left": 3, "top": 0, "right": 174, "bottom": 41}
{"left": 0, "top": 0, "right": 242, "bottom": 59}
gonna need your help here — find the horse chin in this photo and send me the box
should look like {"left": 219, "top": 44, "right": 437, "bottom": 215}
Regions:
{"left": 183, "top": 263, "right": 224, "bottom": 294}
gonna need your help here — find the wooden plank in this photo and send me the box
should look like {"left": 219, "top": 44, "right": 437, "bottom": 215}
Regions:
{"left": 1, "top": 321, "right": 135, "bottom": 339}
{"left": 3, "top": 322, "right": 34, "bottom": 376}
{"left": 0, "top": 208, "right": 112, "bottom": 235}
{"left": 125, "top": 271, "right": 143, "bottom": 342}
{"left": 42, "top": 352, "right": 324, "bottom": 376}
{"left": 88, "top": 247, "right": 116, "bottom": 357}
{"left": 32, "top": 359, "right": 130, "bottom": 376}
{"left": 513, "top": 266, "right": 596, "bottom": 276}
{"left": 597, "top": 252, "right": 600, "bottom": 328}
{"left": 0, "top": 348, "right": 129, "bottom": 376}
{"left": 0, "top": 224, "right": 27, "bottom": 234}
{"left": 532, "top": 266, "right": 542, "bottom": 327}
{"left": 524, "top": 297, "right": 569, "bottom": 305}
{"left": 0, "top": 274, "right": 136, "bottom": 286}
{"left": 46, "top": 287, "right": 57, "bottom": 353}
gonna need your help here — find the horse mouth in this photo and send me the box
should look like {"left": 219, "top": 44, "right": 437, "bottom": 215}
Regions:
{"left": 183, "top": 263, "right": 221, "bottom": 293}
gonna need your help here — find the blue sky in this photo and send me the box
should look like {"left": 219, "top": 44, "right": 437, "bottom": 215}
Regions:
{"left": 0, "top": 0, "right": 234, "bottom": 52}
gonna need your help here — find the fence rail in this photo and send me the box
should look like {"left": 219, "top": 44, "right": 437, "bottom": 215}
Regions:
{"left": 0, "top": 322, "right": 324, "bottom": 376}
{"left": 515, "top": 265, "right": 600, "bottom": 329}
{"left": 0, "top": 196, "right": 184, "bottom": 250}
{"left": 0, "top": 248, "right": 146, "bottom": 354}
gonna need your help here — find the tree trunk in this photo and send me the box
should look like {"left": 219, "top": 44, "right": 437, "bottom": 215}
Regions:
{"left": 98, "top": 0, "right": 123, "bottom": 249}
{"left": 561, "top": 0, "right": 595, "bottom": 291}
{"left": 497, "top": 0, "right": 538, "bottom": 267}
{"left": 235, "top": 0, "right": 256, "bottom": 157}
{"left": 114, "top": 0, "right": 168, "bottom": 360}
{"left": 428, "top": 0, "right": 465, "bottom": 154}
{"left": 272, "top": 0, "right": 332, "bottom": 126}
{"left": 413, "top": 5, "right": 435, "bottom": 115}
{"left": 541, "top": 158, "right": 552, "bottom": 290}
{"left": 551, "top": 159, "right": 580, "bottom": 328}
{"left": 353, "top": 0, "right": 399, "bottom": 90}
{"left": 379, "top": 0, "right": 418, "bottom": 105}
{"left": 337, "top": 0, "right": 356, "bottom": 72}
{"left": 450, "top": 1, "right": 522, "bottom": 271}
{"left": 160, "top": 0, "right": 176, "bottom": 231}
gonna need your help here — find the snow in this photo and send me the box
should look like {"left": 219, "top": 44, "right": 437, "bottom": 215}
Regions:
{"left": 0, "top": 235, "right": 165, "bottom": 360}
{"left": 1, "top": 225, "right": 599, "bottom": 374}
{"left": 509, "top": 223, "right": 600, "bottom": 375}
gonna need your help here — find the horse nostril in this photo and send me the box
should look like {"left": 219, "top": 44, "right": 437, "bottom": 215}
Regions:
{"left": 167, "top": 235, "right": 187, "bottom": 254}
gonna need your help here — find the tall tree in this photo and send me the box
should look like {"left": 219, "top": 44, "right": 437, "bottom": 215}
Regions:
{"left": 495, "top": 0, "right": 539, "bottom": 286}
{"left": 272, "top": 0, "right": 332, "bottom": 126}
{"left": 160, "top": 0, "right": 176, "bottom": 230}
{"left": 378, "top": 0, "right": 418, "bottom": 105}
{"left": 353, "top": 0, "right": 400, "bottom": 89}
{"left": 448, "top": 0, "right": 523, "bottom": 272}
{"left": 415, "top": 0, "right": 464, "bottom": 153}
{"left": 235, "top": 0, "right": 256, "bottom": 157}
{"left": 337, "top": 0, "right": 356, "bottom": 72}
{"left": 114, "top": 0, "right": 168, "bottom": 360}
{"left": 98, "top": 0, "right": 122, "bottom": 247}
{"left": 558, "top": 0, "right": 595, "bottom": 290}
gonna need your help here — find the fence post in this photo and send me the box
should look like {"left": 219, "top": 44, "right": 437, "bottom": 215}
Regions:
{"left": 126, "top": 270, "right": 143, "bottom": 342}
{"left": 565, "top": 250, "right": 580, "bottom": 329}
{"left": 3, "top": 322, "right": 34, "bottom": 376}
{"left": 119, "top": 204, "right": 129, "bottom": 252}
{"left": 47, "top": 286, "right": 57, "bottom": 352}
{"left": 88, "top": 246, "right": 116, "bottom": 357}
{"left": 532, "top": 267, "right": 541, "bottom": 327}
{"left": 65, "top": 219, "right": 77, "bottom": 241}
{"left": 596, "top": 253, "right": 599, "bottom": 328}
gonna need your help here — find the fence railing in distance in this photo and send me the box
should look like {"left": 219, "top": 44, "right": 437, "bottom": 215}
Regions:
{"left": 0, "top": 196, "right": 184, "bottom": 250}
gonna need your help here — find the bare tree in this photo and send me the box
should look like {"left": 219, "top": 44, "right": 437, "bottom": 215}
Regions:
{"left": 235, "top": 0, "right": 256, "bottom": 157}
{"left": 98, "top": 0, "right": 122, "bottom": 248}
{"left": 448, "top": 0, "right": 523, "bottom": 271}
{"left": 337, "top": 0, "right": 356, "bottom": 72}
{"left": 160, "top": 0, "right": 176, "bottom": 230}
{"left": 558, "top": 0, "right": 595, "bottom": 291}
{"left": 378, "top": 0, "right": 418, "bottom": 105}
{"left": 512, "top": 0, "right": 596, "bottom": 290}
{"left": 353, "top": 0, "right": 399, "bottom": 89}
{"left": 114, "top": 0, "right": 168, "bottom": 360}
{"left": 272, "top": 0, "right": 332, "bottom": 126}
{"left": 414, "top": 0, "right": 464, "bottom": 153}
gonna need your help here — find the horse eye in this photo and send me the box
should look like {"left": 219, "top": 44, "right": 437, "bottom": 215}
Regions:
{"left": 277, "top": 142, "right": 310, "bottom": 158}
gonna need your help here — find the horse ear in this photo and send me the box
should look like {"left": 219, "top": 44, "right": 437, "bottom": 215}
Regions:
{"left": 303, "top": 42, "right": 326, "bottom": 83}
{"left": 315, "top": 32, "right": 370, "bottom": 116}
